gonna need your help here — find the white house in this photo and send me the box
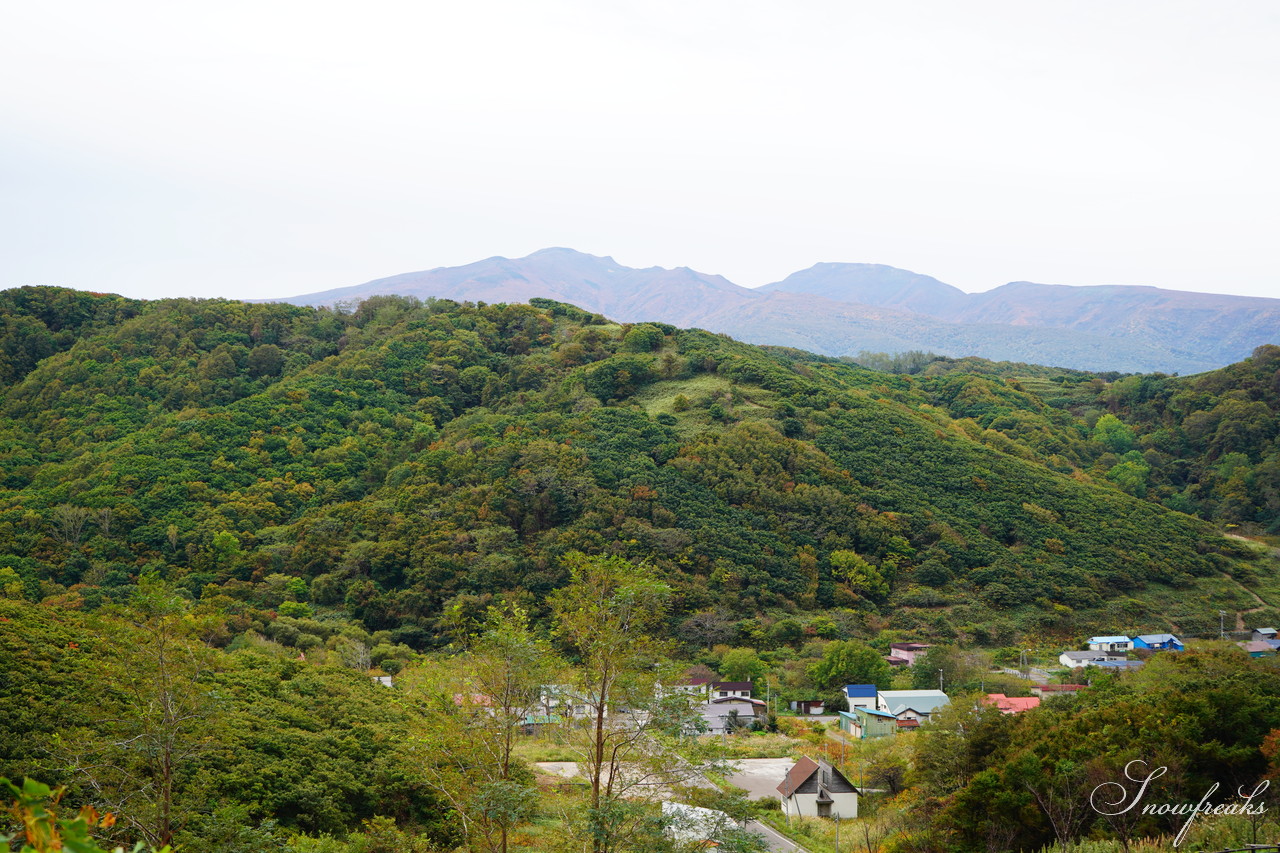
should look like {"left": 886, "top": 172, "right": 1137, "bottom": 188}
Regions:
{"left": 777, "top": 756, "right": 859, "bottom": 819}
{"left": 710, "top": 681, "right": 753, "bottom": 699}
{"left": 892, "top": 705, "right": 935, "bottom": 724}
{"left": 1059, "top": 651, "right": 1125, "bottom": 669}
{"left": 1087, "top": 636, "right": 1134, "bottom": 653}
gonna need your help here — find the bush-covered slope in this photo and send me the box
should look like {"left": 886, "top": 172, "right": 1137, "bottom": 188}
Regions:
{"left": 0, "top": 288, "right": 1269, "bottom": 645}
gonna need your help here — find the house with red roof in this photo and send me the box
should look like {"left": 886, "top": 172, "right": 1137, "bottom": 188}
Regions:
{"left": 984, "top": 694, "right": 1041, "bottom": 714}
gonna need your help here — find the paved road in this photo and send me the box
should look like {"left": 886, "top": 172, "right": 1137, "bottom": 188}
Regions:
{"left": 746, "top": 818, "right": 807, "bottom": 852}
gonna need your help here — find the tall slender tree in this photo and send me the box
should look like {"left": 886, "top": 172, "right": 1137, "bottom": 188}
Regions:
{"left": 408, "top": 602, "right": 554, "bottom": 853}
{"left": 549, "top": 553, "right": 701, "bottom": 853}
{"left": 58, "top": 574, "right": 215, "bottom": 850}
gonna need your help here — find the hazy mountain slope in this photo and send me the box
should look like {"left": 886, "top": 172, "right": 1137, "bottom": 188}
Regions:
{"left": 765, "top": 269, "right": 1280, "bottom": 369}
{"left": 956, "top": 281, "right": 1280, "bottom": 366}
{"left": 276, "top": 247, "right": 753, "bottom": 325}
{"left": 699, "top": 291, "right": 1218, "bottom": 374}
{"left": 757, "top": 262, "right": 970, "bottom": 316}
{"left": 273, "top": 248, "right": 1279, "bottom": 374}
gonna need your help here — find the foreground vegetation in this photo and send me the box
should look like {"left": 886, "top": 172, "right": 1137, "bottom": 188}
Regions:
{"left": 7, "top": 578, "right": 1280, "bottom": 852}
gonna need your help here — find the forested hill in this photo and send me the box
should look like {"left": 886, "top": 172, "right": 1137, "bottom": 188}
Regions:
{"left": 0, "top": 286, "right": 1274, "bottom": 647}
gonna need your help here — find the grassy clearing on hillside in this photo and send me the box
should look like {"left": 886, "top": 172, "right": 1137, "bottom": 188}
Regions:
{"left": 699, "top": 731, "right": 799, "bottom": 759}
{"left": 632, "top": 374, "right": 781, "bottom": 439}
{"left": 513, "top": 736, "right": 587, "bottom": 764}
{"left": 634, "top": 374, "right": 735, "bottom": 414}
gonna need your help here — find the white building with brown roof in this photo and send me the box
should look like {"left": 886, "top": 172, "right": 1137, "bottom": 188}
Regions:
{"left": 776, "top": 756, "right": 859, "bottom": 819}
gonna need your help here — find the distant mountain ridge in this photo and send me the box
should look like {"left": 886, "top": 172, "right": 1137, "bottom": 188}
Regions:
{"left": 273, "top": 248, "right": 1280, "bottom": 373}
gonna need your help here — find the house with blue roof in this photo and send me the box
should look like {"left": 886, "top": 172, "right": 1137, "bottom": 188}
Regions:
{"left": 1132, "top": 634, "right": 1183, "bottom": 651}
{"left": 844, "top": 684, "right": 878, "bottom": 711}
{"left": 1088, "top": 636, "right": 1133, "bottom": 653}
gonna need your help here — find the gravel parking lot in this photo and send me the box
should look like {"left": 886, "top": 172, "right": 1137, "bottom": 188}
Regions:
{"left": 724, "top": 757, "right": 797, "bottom": 800}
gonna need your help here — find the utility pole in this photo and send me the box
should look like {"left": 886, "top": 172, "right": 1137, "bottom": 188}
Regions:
{"left": 1220, "top": 610, "right": 1227, "bottom": 640}
{"left": 938, "top": 668, "right": 944, "bottom": 692}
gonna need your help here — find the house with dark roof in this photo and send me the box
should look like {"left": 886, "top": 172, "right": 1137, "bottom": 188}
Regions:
{"left": 777, "top": 756, "right": 859, "bottom": 819}
{"left": 710, "top": 681, "right": 752, "bottom": 699}
{"left": 888, "top": 642, "right": 933, "bottom": 666}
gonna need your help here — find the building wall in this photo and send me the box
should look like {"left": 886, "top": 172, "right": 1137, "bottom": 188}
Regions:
{"left": 782, "top": 791, "right": 859, "bottom": 819}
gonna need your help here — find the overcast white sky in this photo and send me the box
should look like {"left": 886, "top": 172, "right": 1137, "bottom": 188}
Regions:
{"left": 3, "top": 1, "right": 1278, "bottom": 301}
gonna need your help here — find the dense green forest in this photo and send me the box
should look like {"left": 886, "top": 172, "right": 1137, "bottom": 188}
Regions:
{"left": 3, "top": 286, "right": 1279, "bottom": 852}
{"left": 865, "top": 346, "right": 1280, "bottom": 532}
{"left": 0, "top": 287, "right": 1276, "bottom": 647}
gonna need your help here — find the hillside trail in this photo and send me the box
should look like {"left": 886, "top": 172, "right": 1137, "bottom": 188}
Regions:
{"left": 1224, "top": 534, "right": 1279, "bottom": 630}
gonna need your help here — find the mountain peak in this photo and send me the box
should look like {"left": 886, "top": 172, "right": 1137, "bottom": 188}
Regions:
{"left": 759, "top": 262, "right": 968, "bottom": 317}
{"left": 525, "top": 247, "right": 619, "bottom": 266}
